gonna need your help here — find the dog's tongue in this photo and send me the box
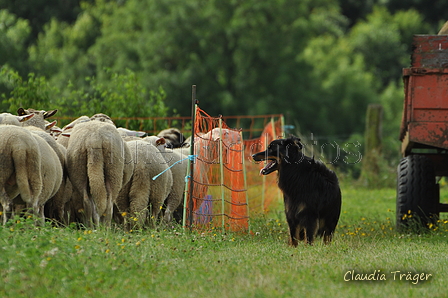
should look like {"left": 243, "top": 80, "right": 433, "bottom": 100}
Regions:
{"left": 260, "top": 160, "right": 274, "bottom": 175}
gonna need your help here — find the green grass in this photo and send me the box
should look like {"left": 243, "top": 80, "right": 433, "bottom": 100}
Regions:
{"left": 1, "top": 185, "right": 448, "bottom": 298}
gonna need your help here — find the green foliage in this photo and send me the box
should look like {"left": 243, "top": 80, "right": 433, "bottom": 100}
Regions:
{"left": 0, "top": 66, "right": 168, "bottom": 129}
{"left": 0, "top": 10, "right": 31, "bottom": 64}
{"left": 301, "top": 34, "right": 377, "bottom": 135}
{"left": 0, "top": 0, "right": 85, "bottom": 41}
{"left": 0, "top": 9, "right": 31, "bottom": 99}
{"left": 338, "top": 0, "right": 448, "bottom": 32}
{"left": 21, "top": 1, "right": 434, "bottom": 138}
{"left": 1, "top": 1, "right": 446, "bottom": 179}
{"left": 29, "top": 0, "right": 353, "bottom": 128}
{"left": 60, "top": 68, "right": 168, "bottom": 118}
{"left": 0, "top": 65, "right": 58, "bottom": 111}
{"left": 28, "top": 13, "right": 101, "bottom": 88}
{"left": 378, "top": 80, "right": 403, "bottom": 164}
{"left": 349, "top": 6, "right": 406, "bottom": 86}
{"left": 384, "top": 0, "right": 448, "bottom": 32}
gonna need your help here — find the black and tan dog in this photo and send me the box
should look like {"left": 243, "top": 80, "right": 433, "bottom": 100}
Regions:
{"left": 252, "top": 136, "right": 341, "bottom": 246}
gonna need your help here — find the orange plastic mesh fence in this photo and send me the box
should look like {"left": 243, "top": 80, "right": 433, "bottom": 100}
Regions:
{"left": 185, "top": 106, "right": 284, "bottom": 232}
{"left": 244, "top": 117, "right": 284, "bottom": 216}
{"left": 56, "top": 112, "right": 283, "bottom": 231}
{"left": 185, "top": 107, "right": 249, "bottom": 231}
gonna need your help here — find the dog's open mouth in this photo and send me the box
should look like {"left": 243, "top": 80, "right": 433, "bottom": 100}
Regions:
{"left": 252, "top": 151, "right": 279, "bottom": 175}
{"left": 260, "top": 159, "right": 278, "bottom": 175}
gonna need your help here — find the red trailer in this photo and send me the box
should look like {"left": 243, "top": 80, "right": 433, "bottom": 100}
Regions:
{"left": 398, "top": 35, "right": 448, "bottom": 229}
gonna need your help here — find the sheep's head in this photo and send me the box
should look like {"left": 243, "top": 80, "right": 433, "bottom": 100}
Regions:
{"left": 117, "top": 127, "right": 147, "bottom": 137}
{"left": 143, "top": 136, "right": 167, "bottom": 152}
{"left": 63, "top": 116, "right": 90, "bottom": 131}
{"left": 18, "top": 108, "right": 58, "bottom": 119}
{"left": 157, "top": 128, "right": 186, "bottom": 148}
{"left": 91, "top": 113, "right": 115, "bottom": 125}
{"left": 17, "top": 108, "right": 58, "bottom": 129}
{"left": 0, "top": 113, "right": 34, "bottom": 126}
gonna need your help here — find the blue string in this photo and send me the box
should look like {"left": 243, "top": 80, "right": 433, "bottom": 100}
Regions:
{"left": 152, "top": 154, "right": 197, "bottom": 181}
{"left": 184, "top": 175, "right": 191, "bottom": 183}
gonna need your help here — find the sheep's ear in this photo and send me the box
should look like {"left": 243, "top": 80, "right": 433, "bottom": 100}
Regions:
{"left": 18, "top": 114, "right": 34, "bottom": 122}
{"left": 156, "top": 137, "right": 166, "bottom": 146}
{"left": 17, "top": 108, "right": 27, "bottom": 116}
{"left": 51, "top": 126, "right": 63, "bottom": 133}
{"left": 64, "top": 121, "right": 77, "bottom": 130}
{"left": 45, "top": 120, "right": 57, "bottom": 129}
{"left": 44, "top": 109, "right": 58, "bottom": 119}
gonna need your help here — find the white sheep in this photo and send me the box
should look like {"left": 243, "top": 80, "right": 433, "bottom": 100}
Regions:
{"left": 90, "top": 113, "right": 115, "bottom": 124}
{"left": 66, "top": 119, "right": 133, "bottom": 227}
{"left": 24, "top": 126, "right": 65, "bottom": 168}
{"left": 27, "top": 132, "right": 63, "bottom": 224}
{"left": 0, "top": 113, "right": 34, "bottom": 126}
{"left": 0, "top": 125, "right": 43, "bottom": 224}
{"left": 44, "top": 120, "right": 61, "bottom": 139}
{"left": 0, "top": 113, "right": 63, "bottom": 224}
{"left": 116, "top": 139, "right": 173, "bottom": 227}
{"left": 117, "top": 128, "right": 144, "bottom": 142}
{"left": 22, "top": 126, "right": 69, "bottom": 224}
{"left": 17, "top": 108, "right": 58, "bottom": 130}
{"left": 56, "top": 116, "right": 90, "bottom": 148}
{"left": 117, "top": 127, "right": 147, "bottom": 138}
{"left": 143, "top": 136, "right": 188, "bottom": 224}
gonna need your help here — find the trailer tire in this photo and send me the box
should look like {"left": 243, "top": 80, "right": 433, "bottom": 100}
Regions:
{"left": 396, "top": 155, "right": 439, "bottom": 231}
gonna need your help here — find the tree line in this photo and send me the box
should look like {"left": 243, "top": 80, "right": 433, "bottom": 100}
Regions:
{"left": 1, "top": 0, "right": 447, "bottom": 176}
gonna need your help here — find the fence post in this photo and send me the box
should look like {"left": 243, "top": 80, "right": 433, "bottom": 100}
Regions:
{"left": 240, "top": 130, "right": 250, "bottom": 232}
{"left": 359, "top": 104, "right": 383, "bottom": 187}
{"left": 186, "top": 85, "right": 197, "bottom": 228}
{"left": 218, "top": 117, "right": 226, "bottom": 233}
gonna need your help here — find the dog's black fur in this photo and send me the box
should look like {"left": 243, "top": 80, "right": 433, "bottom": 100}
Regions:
{"left": 252, "top": 136, "right": 341, "bottom": 246}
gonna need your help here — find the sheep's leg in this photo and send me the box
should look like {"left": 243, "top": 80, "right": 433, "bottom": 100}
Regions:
{"left": 0, "top": 187, "right": 12, "bottom": 225}
{"left": 26, "top": 200, "right": 42, "bottom": 226}
{"left": 82, "top": 189, "right": 94, "bottom": 228}
{"left": 149, "top": 200, "right": 163, "bottom": 228}
{"left": 37, "top": 204, "right": 45, "bottom": 226}
{"left": 102, "top": 181, "right": 113, "bottom": 227}
{"left": 58, "top": 205, "right": 67, "bottom": 225}
{"left": 127, "top": 171, "right": 150, "bottom": 228}
{"left": 130, "top": 198, "right": 149, "bottom": 228}
{"left": 163, "top": 196, "right": 177, "bottom": 224}
{"left": 163, "top": 207, "right": 173, "bottom": 224}
{"left": 92, "top": 202, "right": 100, "bottom": 227}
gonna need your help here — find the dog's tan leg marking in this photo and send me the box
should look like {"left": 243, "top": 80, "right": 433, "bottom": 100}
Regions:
{"left": 297, "top": 202, "right": 306, "bottom": 213}
{"left": 289, "top": 224, "right": 302, "bottom": 247}
{"left": 323, "top": 233, "right": 333, "bottom": 244}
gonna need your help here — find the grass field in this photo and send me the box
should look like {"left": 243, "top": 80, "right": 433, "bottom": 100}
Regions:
{"left": 1, "top": 184, "right": 448, "bottom": 298}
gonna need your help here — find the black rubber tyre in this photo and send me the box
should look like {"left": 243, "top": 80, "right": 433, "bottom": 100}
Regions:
{"left": 396, "top": 155, "right": 439, "bottom": 231}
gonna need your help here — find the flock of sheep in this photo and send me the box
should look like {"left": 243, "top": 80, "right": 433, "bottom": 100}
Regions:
{"left": 0, "top": 108, "right": 189, "bottom": 228}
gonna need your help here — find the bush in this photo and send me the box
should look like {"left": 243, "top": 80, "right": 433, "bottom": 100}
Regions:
{"left": 1, "top": 66, "right": 169, "bottom": 129}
